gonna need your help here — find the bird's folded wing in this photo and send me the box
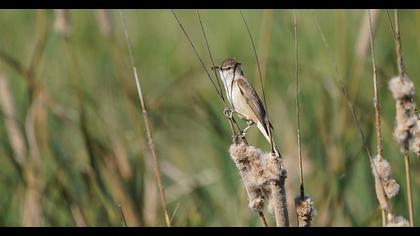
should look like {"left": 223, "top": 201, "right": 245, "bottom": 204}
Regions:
{"left": 235, "top": 77, "right": 270, "bottom": 133}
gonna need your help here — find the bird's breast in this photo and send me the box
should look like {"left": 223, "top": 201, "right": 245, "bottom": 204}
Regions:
{"left": 230, "top": 83, "right": 255, "bottom": 122}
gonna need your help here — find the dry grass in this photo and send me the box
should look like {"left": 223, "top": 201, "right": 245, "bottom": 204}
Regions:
{"left": 0, "top": 9, "right": 419, "bottom": 227}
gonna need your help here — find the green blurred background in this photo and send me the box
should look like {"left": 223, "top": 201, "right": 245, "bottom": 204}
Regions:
{"left": 0, "top": 9, "right": 419, "bottom": 226}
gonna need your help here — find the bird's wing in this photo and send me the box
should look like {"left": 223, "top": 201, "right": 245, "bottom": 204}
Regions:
{"left": 235, "top": 77, "right": 271, "bottom": 134}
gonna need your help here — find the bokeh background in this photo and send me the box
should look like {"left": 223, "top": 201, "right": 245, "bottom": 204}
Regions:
{"left": 0, "top": 9, "right": 419, "bottom": 226}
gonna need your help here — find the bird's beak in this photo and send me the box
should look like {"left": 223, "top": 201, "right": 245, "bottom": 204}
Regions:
{"left": 211, "top": 66, "right": 220, "bottom": 70}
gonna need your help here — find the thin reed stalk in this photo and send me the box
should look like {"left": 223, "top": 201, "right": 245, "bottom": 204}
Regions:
{"left": 293, "top": 10, "right": 314, "bottom": 227}
{"left": 0, "top": 73, "right": 27, "bottom": 165}
{"left": 394, "top": 9, "right": 414, "bottom": 227}
{"left": 258, "top": 212, "right": 268, "bottom": 227}
{"left": 118, "top": 204, "right": 128, "bottom": 227}
{"left": 403, "top": 153, "right": 414, "bottom": 226}
{"left": 119, "top": 10, "right": 171, "bottom": 227}
{"left": 368, "top": 9, "right": 387, "bottom": 226}
{"left": 394, "top": 11, "right": 404, "bottom": 77}
{"left": 389, "top": 9, "right": 415, "bottom": 227}
{"left": 196, "top": 10, "right": 225, "bottom": 102}
{"left": 368, "top": 10, "right": 383, "bottom": 159}
{"left": 293, "top": 10, "right": 304, "bottom": 200}
{"left": 369, "top": 11, "right": 410, "bottom": 227}
{"left": 239, "top": 10, "right": 268, "bottom": 113}
{"left": 173, "top": 9, "right": 241, "bottom": 139}
{"left": 395, "top": 11, "right": 414, "bottom": 227}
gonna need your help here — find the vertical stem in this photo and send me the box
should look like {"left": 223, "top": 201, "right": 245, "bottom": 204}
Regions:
{"left": 381, "top": 208, "right": 386, "bottom": 226}
{"left": 404, "top": 153, "right": 414, "bottom": 226}
{"left": 119, "top": 10, "right": 171, "bottom": 227}
{"left": 271, "top": 177, "right": 289, "bottom": 227}
{"left": 395, "top": 10, "right": 404, "bottom": 77}
{"left": 368, "top": 10, "right": 383, "bottom": 159}
{"left": 369, "top": 10, "right": 388, "bottom": 227}
{"left": 293, "top": 9, "right": 305, "bottom": 200}
{"left": 258, "top": 211, "right": 268, "bottom": 227}
{"left": 394, "top": 9, "right": 415, "bottom": 227}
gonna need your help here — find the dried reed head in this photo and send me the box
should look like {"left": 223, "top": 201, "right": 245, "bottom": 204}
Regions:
{"left": 383, "top": 179, "right": 400, "bottom": 198}
{"left": 229, "top": 142, "right": 268, "bottom": 188}
{"left": 372, "top": 156, "right": 391, "bottom": 180}
{"left": 389, "top": 75, "right": 420, "bottom": 157}
{"left": 229, "top": 143, "right": 267, "bottom": 212}
{"left": 372, "top": 156, "right": 400, "bottom": 199}
{"left": 410, "top": 117, "right": 420, "bottom": 156}
{"left": 294, "top": 195, "right": 315, "bottom": 227}
{"left": 229, "top": 142, "right": 287, "bottom": 214}
{"left": 389, "top": 76, "right": 415, "bottom": 100}
{"left": 373, "top": 175, "right": 389, "bottom": 210}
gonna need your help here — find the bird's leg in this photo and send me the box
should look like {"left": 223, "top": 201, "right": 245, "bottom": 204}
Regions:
{"left": 224, "top": 107, "right": 241, "bottom": 143}
{"left": 239, "top": 120, "right": 254, "bottom": 138}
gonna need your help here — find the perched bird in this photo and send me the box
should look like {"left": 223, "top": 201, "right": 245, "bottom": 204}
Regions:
{"left": 212, "top": 58, "right": 280, "bottom": 157}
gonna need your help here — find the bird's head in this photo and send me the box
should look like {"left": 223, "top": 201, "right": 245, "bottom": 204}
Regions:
{"left": 211, "top": 58, "right": 243, "bottom": 82}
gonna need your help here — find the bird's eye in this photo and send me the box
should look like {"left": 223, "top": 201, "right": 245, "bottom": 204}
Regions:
{"left": 226, "top": 66, "right": 232, "bottom": 70}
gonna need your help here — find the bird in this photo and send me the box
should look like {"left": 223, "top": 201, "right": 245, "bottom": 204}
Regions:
{"left": 212, "top": 58, "right": 280, "bottom": 157}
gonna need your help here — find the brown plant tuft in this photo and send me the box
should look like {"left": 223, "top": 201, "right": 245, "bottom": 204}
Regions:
{"left": 372, "top": 156, "right": 400, "bottom": 199}
{"left": 229, "top": 142, "right": 288, "bottom": 226}
{"left": 389, "top": 75, "right": 420, "bottom": 156}
{"left": 294, "top": 196, "right": 315, "bottom": 227}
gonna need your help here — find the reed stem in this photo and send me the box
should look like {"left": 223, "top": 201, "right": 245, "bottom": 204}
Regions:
{"left": 394, "top": 9, "right": 414, "bottom": 226}
{"left": 119, "top": 10, "right": 171, "bottom": 227}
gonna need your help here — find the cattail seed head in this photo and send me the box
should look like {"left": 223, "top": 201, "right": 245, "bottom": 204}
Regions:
{"left": 247, "top": 187, "right": 265, "bottom": 212}
{"left": 371, "top": 156, "right": 400, "bottom": 199}
{"left": 372, "top": 156, "right": 391, "bottom": 180}
{"left": 389, "top": 75, "right": 420, "bottom": 157}
{"left": 260, "top": 152, "right": 285, "bottom": 182}
{"left": 410, "top": 118, "right": 420, "bottom": 156}
{"left": 229, "top": 143, "right": 287, "bottom": 216}
{"left": 229, "top": 143, "right": 267, "bottom": 188}
{"left": 374, "top": 176, "right": 389, "bottom": 210}
{"left": 229, "top": 143, "right": 267, "bottom": 212}
{"left": 393, "top": 99, "right": 417, "bottom": 145}
{"left": 389, "top": 76, "right": 415, "bottom": 100}
{"left": 294, "top": 196, "right": 315, "bottom": 227}
{"left": 383, "top": 178, "right": 400, "bottom": 198}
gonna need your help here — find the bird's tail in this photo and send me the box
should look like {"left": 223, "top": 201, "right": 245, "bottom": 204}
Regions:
{"left": 257, "top": 121, "right": 281, "bottom": 158}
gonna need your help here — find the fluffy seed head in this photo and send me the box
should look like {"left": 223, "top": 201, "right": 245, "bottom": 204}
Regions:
{"left": 229, "top": 143, "right": 266, "bottom": 187}
{"left": 372, "top": 156, "right": 392, "bottom": 180}
{"left": 229, "top": 143, "right": 287, "bottom": 213}
{"left": 247, "top": 187, "right": 265, "bottom": 212}
{"left": 373, "top": 175, "right": 390, "bottom": 210}
{"left": 410, "top": 118, "right": 420, "bottom": 156}
{"left": 294, "top": 196, "right": 315, "bottom": 227}
{"left": 389, "top": 75, "right": 415, "bottom": 100}
{"left": 383, "top": 178, "right": 400, "bottom": 198}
